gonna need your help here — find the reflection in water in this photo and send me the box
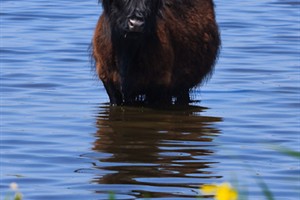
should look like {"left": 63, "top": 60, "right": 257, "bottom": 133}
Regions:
{"left": 90, "top": 104, "right": 223, "bottom": 198}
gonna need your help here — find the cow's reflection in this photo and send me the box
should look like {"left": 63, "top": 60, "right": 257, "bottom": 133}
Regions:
{"left": 91, "top": 104, "right": 222, "bottom": 197}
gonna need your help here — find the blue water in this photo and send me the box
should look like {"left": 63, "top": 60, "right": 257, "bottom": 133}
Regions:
{"left": 1, "top": 0, "right": 300, "bottom": 199}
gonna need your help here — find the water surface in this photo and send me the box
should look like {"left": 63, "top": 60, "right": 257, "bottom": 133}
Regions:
{"left": 1, "top": 0, "right": 300, "bottom": 199}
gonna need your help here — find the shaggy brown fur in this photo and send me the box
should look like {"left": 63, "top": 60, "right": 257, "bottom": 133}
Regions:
{"left": 93, "top": 0, "right": 220, "bottom": 105}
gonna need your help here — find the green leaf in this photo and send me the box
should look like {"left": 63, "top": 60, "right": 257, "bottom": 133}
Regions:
{"left": 255, "top": 176, "right": 274, "bottom": 200}
{"left": 109, "top": 191, "right": 115, "bottom": 200}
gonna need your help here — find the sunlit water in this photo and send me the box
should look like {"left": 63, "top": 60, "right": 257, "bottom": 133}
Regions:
{"left": 1, "top": 0, "right": 299, "bottom": 199}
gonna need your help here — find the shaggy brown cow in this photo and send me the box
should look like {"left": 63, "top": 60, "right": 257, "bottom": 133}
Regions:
{"left": 93, "top": 0, "right": 220, "bottom": 105}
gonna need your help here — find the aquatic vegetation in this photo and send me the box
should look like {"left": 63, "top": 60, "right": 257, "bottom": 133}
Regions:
{"left": 199, "top": 147, "right": 300, "bottom": 200}
{"left": 274, "top": 146, "right": 300, "bottom": 159}
{"left": 109, "top": 191, "right": 115, "bottom": 200}
{"left": 3, "top": 183, "right": 23, "bottom": 200}
{"left": 254, "top": 177, "right": 274, "bottom": 200}
{"left": 200, "top": 182, "right": 238, "bottom": 200}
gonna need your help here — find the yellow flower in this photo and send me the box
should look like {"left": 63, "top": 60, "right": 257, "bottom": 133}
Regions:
{"left": 200, "top": 182, "right": 238, "bottom": 200}
{"left": 201, "top": 184, "right": 218, "bottom": 194}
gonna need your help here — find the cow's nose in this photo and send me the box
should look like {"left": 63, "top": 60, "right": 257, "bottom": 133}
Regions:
{"left": 128, "top": 17, "right": 145, "bottom": 32}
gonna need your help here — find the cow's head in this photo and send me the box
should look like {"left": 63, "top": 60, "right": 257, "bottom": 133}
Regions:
{"left": 101, "top": 0, "right": 163, "bottom": 39}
